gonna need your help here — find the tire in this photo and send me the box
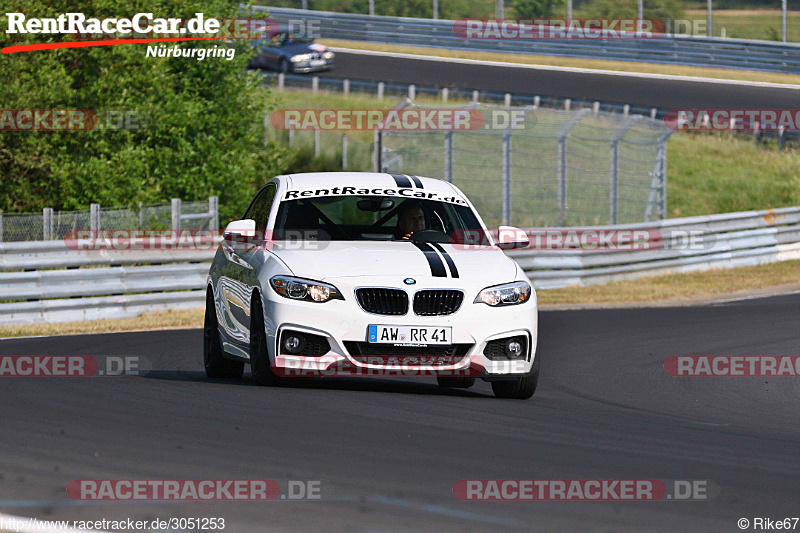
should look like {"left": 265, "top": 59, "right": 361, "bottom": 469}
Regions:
{"left": 279, "top": 58, "right": 290, "bottom": 74}
{"left": 204, "top": 291, "right": 244, "bottom": 379}
{"left": 249, "top": 296, "right": 282, "bottom": 386}
{"left": 436, "top": 376, "right": 476, "bottom": 389}
{"left": 491, "top": 355, "right": 540, "bottom": 400}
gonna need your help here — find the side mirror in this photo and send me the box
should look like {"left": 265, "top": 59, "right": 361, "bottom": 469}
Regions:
{"left": 496, "top": 226, "right": 530, "bottom": 250}
{"left": 222, "top": 219, "right": 260, "bottom": 250}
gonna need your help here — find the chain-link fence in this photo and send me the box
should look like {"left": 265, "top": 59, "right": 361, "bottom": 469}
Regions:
{"left": 376, "top": 103, "right": 673, "bottom": 228}
{"left": 0, "top": 198, "right": 218, "bottom": 243}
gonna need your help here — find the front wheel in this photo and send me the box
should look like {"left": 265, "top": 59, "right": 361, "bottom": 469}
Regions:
{"left": 491, "top": 355, "right": 539, "bottom": 400}
{"left": 279, "top": 58, "right": 290, "bottom": 74}
{"left": 250, "top": 297, "right": 282, "bottom": 386}
{"left": 204, "top": 291, "right": 244, "bottom": 379}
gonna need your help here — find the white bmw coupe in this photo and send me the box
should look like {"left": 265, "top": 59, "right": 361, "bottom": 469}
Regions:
{"left": 204, "top": 172, "right": 539, "bottom": 399}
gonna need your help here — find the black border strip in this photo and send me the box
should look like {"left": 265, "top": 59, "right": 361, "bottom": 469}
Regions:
{"left": 412, "top": 242, "right": 447, "bottom": 277}
{"left": 430, "top": 242, "right": 459, "bottom": 278}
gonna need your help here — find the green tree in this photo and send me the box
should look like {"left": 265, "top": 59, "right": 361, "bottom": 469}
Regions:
{"left": 512, "top": 0, "right": 567, "bottom": 19}
{"left": 0, "top": 0, "right": 287, "bottom": 221}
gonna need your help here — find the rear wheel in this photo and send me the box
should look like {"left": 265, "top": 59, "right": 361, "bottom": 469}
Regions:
{"left": 204, "top": 291, "right": 244, "bottom": 379}
{"left": 436, "top": 376, "right": 476, "bottom": 389}
{"left": 491, "top": 353, "right": 539, "bottom": 400}
{"left": 250, "top": 297, "right": 282, "bottom": 386}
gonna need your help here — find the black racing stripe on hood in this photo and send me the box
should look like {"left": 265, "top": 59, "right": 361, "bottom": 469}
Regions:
{"left": 390, "top": 173, "right": 412, "bottom": 188}
{"left": 409, "top": 175, "right": 424, "bottom": 188}
{"left": 430, "top": 242, "right": 459, "bottom": 278}
{"left": 412, "top": 242, "right": 447, "bottom": 277}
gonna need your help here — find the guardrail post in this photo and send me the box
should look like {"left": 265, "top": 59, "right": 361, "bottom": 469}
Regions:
{"left": 502, "top": 131, "right": 512, "bottom": 226}
{"left": 90, "top": 203, "right": 100, "bottom": 232}
{"left": 209, "top": 196, "right": 219, "bottom": 232}
{"left": 623, "top": 104, "right": 630, "bottom": 116}
{"left": 472, "top": 90, "right": 479, "bottom": 102}
{"left": 441, "top": 88, "right": 448, "bottom": 102}
{"left": 592, "top": 101, "right": 600, "bottom": 114}
{"left": 171, "top": 198, "right": 181, "bottom": 232}
{"left": 557, "top": 109, "right": 590, "bottom": 226}
{"left": 444, "top": 130, "right": 454, "bottom": 183}
{"left": 343, "top": 78, "right": 350, "bottom": 97}
{"left": 504, "top": 93, "right": 511, "bottom": 107}
{"left": 779, "top": 126, "right": 786, "bottom": 152}
{"left": 314, "top": 128, "right": 321, "bottom": 157}
{"left": 651, "top": 108, "right": 657, "bottom": 119}
{"left": 408, "top": 84, "right": 415, "bottom": 101}
{"left": 534, "top": 96, "right": 540, "bottom": 108}
{"left": 312, "top": 76, "right": 319, "bottom": 93}
{"left": 564, "top": 99, "right": 571, "bottom": 111}
{"left": 660, "top": 139, "right": 668, "bottom": 219}
{"left": 278, "top": 73, "right": 284, "bottom": 90}
{"left": 43, "top": 208, "right": 53, "bottom": 240}
{"left": 377, "top": 82, "right": 384, "bottom": 100}
{"left": 0, "top": 209, "right": 3, "bottom": 243}
{"left": 342, "top": 134, "right": 348, "bottom": 170}
{"left": 288, "top": 128, "right": 294, "bottom": 148}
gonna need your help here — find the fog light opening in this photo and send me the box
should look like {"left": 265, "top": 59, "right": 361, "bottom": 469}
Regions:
{"left": 506, "top": 339, "right": 523, "bottom": 358}
{"left": 283, "top": 334, "right": 305, "bottom": 355}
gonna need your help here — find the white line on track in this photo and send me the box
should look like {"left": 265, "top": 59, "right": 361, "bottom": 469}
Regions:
{"left": 330, "top": 47, "right": 800, "bottom": 89}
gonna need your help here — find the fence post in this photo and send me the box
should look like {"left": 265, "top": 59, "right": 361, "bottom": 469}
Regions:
{"left": 314, "top": 128, "right": 321, "bottom": 157}
{"left": 343, "top": 78, "right": 350, "bottom": 97}
{"left": 609, "top": 116, "right": 642, "bottom": 225}
{"left": 278, "top": 72, "right": 285, "bottom": 90}
{"left": 444, "top": 130, "right": 454, "bottom": 183}
{"left": 288, "top": 128, "right": 294, "bottom": 148}
{"left": 534, "top": 96, "right": 540, "bottom": 108}
{"left": 377, "top": 82, "right": 384, "bottom": 100}
{"left": 557, "top": 109, "right": 590, "bottom": 226}
{"left": 564, "top": 99, "right": 571, "bottom": 111}
{"left": 504, "top": 93, "right": 511, "bottom": 107}
{"left": 372, "top": 129, "right": 382, "bottom": 172}
{"left": 660, "top": 138, "right": 668, "bottom": 219}
{"left": 408, "top": 84, "right": 415, "bottom": 101}
{"left": 441, "top": 88, "right": 448, "bottom": 102}
{"left": 342, "top": 134, "right": 348, "bottom": 170}
{"left": 501, "top": 132, "right": 512, "bottom": 226}
{"left": 779, "top": 126, "right": 786, "bottom": 152}
{"left": 209, "top": 196, "right": 219, "bottom": 232}
{"left": 0, "top": 209, "right": 3, "bottom": 243}
{"left": 90, "top": 203, "right": 100, "bottom": 232}
{"left": 43, "top": 207, "right": 53, "bottom": 240}
{"left": 171, "top": 198, "right": 181, "bottom": 232}
{"left": 312, "top": 76, "right": 319, "bottom": 93}
{"left": 472, "top": 90, "right": 479, "bottom": 102}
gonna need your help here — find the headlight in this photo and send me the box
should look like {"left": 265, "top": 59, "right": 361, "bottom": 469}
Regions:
{"left": 291, "top": 53, "right": 311, "bottom": 63}
{"left": 323, "top": 51, "right": 334, "bottom": 59}
{"left": 270, "top": 276, "right": 343, "bottom": 303}
{"left": 474, "top": 281, "right": 531, "bottom": 307}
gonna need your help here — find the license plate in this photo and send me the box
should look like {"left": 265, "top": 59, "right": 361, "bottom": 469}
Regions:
{"left": 368, "top": 325, "right": 452, "bottom": 345}
{"left": 310, "top": 59, "right": 325, "bottom": 67}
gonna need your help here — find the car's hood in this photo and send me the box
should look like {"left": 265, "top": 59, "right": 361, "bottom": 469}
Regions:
{"left": 269, "top": 241, "right": 517, "bottom": 283}
{"left": 278, "top": 41, "right": 327, "bottom": 55}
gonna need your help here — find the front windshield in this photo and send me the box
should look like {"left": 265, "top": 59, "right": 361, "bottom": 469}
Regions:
{"left": 273, "top": 196, "right": 491, "bottom": 244}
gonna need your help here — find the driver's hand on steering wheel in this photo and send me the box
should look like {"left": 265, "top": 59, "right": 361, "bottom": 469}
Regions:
{"left": 402, "top": 232, "right": 414, "bottom": 240}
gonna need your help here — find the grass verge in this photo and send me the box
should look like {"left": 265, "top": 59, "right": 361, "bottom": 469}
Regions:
{"left": 318, "top": 38, "right": 800, "bottom": 86}
{"left": 538, "top": 259, "right": 800, "bottom": 307}
{"left": 0, "top": 308, "right": 204, "bottom": 339}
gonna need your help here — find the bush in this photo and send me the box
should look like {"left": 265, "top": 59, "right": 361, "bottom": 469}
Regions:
{"left": 0, "top": 0, "right": 288, "bottom": 222}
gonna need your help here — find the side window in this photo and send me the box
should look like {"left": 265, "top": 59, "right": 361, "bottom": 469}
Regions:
{"left": 244, "top": 183, "right": 277, "bottom": 230}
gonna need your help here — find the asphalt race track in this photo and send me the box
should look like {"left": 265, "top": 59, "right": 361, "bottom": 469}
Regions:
{"left": 318, "top": 50, "right": 800, "bottom": 110}
{"left": 1, "top": 293, "right": 799, "bottom": 532}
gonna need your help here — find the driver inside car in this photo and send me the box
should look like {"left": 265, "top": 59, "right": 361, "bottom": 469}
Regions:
{"left": 395, "top": 201, "right": 426, "bottom": 240}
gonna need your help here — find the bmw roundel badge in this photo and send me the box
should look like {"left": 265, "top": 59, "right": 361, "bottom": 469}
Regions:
{"left": 403, "top": 278, "right": 416, "bottom": 285}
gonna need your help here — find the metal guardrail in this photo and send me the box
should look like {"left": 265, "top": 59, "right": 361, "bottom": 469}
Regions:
{"left": 1, "top": 207, "right": 799, "bottom": 325}
{"left": 260, "top": 7, "right": 800, "bottom": 74}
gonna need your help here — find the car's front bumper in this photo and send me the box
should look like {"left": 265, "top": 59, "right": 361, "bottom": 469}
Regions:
{"left": 260, "top": 283, "right": 537, "bottom": 380}
{"left": 290, "top": 60, "right": 334, "bottom": 73}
